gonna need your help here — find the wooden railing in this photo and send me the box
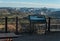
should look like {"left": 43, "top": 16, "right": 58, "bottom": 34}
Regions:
{"left": 0, "top": 17, "right": 60, "bottom": 34}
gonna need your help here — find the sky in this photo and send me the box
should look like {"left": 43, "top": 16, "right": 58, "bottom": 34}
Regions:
{"left": 0, "top": 0, "right": 60, "bottom": 8}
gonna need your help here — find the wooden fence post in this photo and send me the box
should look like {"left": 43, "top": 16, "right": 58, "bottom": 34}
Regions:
{"left": 48, "top": 17, "right": 50, "bottom": 32}
{"left": 5, "top": 17, "right": 8, "bottom": 33}
{"left": 15, "top": 17, "right": 19, "bottom": 34}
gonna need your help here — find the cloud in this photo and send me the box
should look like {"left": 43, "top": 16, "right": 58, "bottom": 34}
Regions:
{"left": 43, "top": 4, "right": 60, "bottom": 8}
{"left": 0, "top": 1, "right": 60, "bottom": 8}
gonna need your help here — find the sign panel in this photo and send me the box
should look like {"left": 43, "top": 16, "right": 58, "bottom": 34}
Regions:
{"left": 29, "top": 15, "right": 46, "bottom": 23}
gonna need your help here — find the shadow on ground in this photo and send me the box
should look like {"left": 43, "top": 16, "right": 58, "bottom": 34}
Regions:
{"left": 13, "top": 32, "right": 60, "bottom": 41}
